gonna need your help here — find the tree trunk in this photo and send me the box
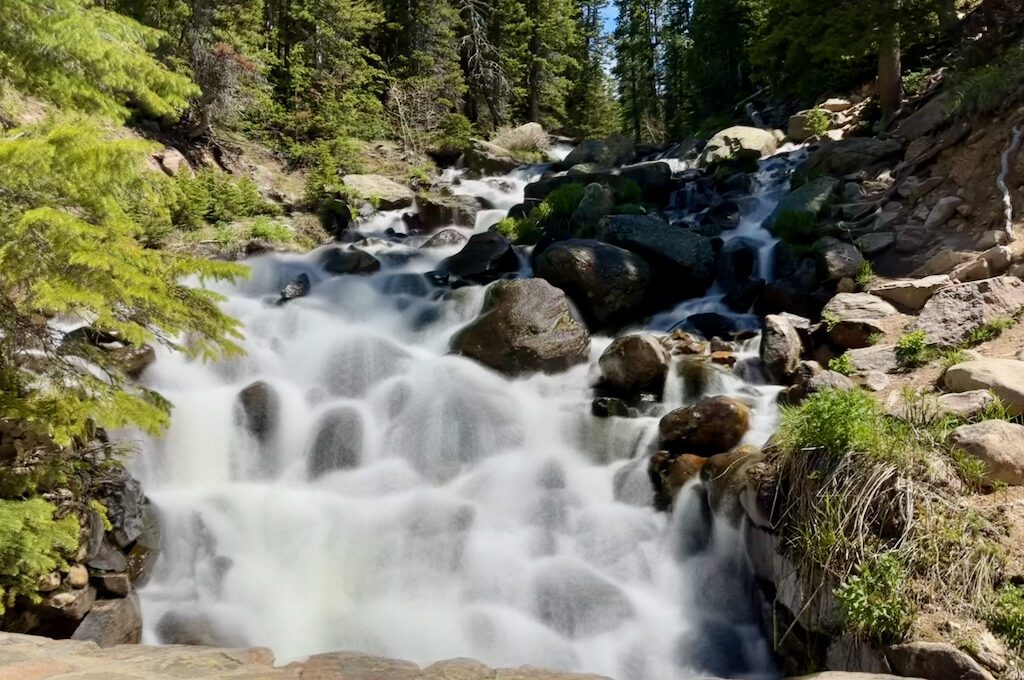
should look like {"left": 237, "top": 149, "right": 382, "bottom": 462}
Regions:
{"left": 937, "top": 0, "right": 958, "bottom": 31}
{"left": 877, "top": 16, "right": 902, "bottom": 121}
{"left": 526, "top": 0, "right": 541, "bottom": 122}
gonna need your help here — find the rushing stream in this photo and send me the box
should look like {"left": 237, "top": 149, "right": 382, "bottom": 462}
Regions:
{"left": 129, "top": 147, "right": 800, "bottom": 680}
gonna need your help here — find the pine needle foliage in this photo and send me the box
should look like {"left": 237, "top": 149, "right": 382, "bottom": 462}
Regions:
{"left": 0, "top": 119, "right": 246, "bottom": 446}
{"left": 0, "top": 0, "right": 197, "bottom": 120}
{"left": 0, "top": 498, "right": 79, "bottom": 614}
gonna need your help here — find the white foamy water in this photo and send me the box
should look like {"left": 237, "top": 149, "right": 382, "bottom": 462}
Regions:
{"left": 128, "top": 148, "right": 800, "bottom": 680}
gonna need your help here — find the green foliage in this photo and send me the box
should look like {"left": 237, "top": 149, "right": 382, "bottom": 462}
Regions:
{"left": 822, "top": 311, "right": 841, "bottom": 331}
{"left": 299, "top": 137, "right": 365, "bottom": 208}
{"left": 949, "top": 448, "right": 988, "bottom": 493}
{"left": 777, "top": 388, "right": 881, "bottom": 458}
{"left": 829, "top": 354, "right": 855, "bottom": 376}
{"left": 855, "top": 261, "right": 875, "bottom": 290}
{"left": 989, "top": 585, "right": 1024, "bottom": 652}
{"left": 963, "top": 318, "right": 1014, "bottom": 347}
{"left": 835, "top": 552, "right": 915, "bottom": 645}
{"left": 247, "top": 217, "right": 292, "bottom": 242}
{"left": 902, "top": 69, "right": 930, "bottom": 96}
{"left": 494, "top": 216, "right": 542, "bottom": 245}
{"left": 896, "top": 330, "right": 935, "bottom": 369}
{"left": 804, "top": 109, "right": 831, "bottom": 137}
{"left": 0, "top": 498, "right": 79, "bottom": 614}
{"left": 773, "top": 210, "right": 818, "bottom": 244}
{"left": 545, "top": 183, "right": 586, "bottom": 217}
{"left": 619, "top": 179, "right": 644, "bottom": 205}
{"left": 88, "top": 499, "right": 113, "bottom": 532}
{"left": 435, "top": 114, "right": 475, "bottom": 154}
{"left": 0, "top": 0, "right": 196, "bottom": 121}
{"left": 172, "top": 169, "right": 278, "bottom": 230}
{"left": 940, "top": 348, "right": 971, "bottom": 373}
{"left": 949, "top": 43, "right": 1024, "bottom": 118}
{"left": 0, "top": 119, "right": 246, "bottom": 445}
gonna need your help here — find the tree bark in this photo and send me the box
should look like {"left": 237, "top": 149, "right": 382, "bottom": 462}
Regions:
{"left": 877, "top": 11, "right": 902, "bottom": 121}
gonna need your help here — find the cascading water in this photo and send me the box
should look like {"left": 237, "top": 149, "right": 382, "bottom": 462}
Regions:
{"left": 129, "top": 146, "right": 800, "bottom": 680}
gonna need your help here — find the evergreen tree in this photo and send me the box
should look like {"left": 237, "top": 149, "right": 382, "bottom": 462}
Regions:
{"left": 661, "top": 0, "right": 693, "bottom": 137}
{"left": 565, "top": 0, "right": 621, "bottom": 138}
{"left": 614, "top": 0, "right": 664, "bottom": 141}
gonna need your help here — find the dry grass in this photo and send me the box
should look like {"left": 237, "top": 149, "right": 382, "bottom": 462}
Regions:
{"left": 491, "top": 124, "right": 550, "bottom": 153}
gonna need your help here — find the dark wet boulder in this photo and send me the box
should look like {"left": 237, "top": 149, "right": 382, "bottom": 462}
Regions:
{"left": 534, "top": 239, "right": 652, "bottom": 329}
{"left": 595, "top": 215, "right": 715, "bottom": 298}
{"left": 308, "top": 407, "right": 363, "bottom": 478}
{"left": 439, "top": 232, "right": 520, "bottom": 283}
{"left": 659, "top": 396, "right": 751, "bottom": 455}
{"left": 684, "top": 312, "right": 758, "bottom": 339}
{"left": 318, "top": 197, "right": 353, "bottom": 241}
{"left": 563, "top": 134, "right": 636, "bottom": 168}
{"left": 649, "top": 451, "right": 707, "bottom": 511}
{"left": 277, "top": 273, "right": 310, "bottom": 305}
{"left": 598, "top": 334, "right": 670, "bottom": 397}
{"left": 236, "top": 381, "right": 279, "bottom": 444}
{"left": 450, "top": 279, "right": 590, "bottom": 375}
{"left": 320, "top": 248, "right": 382, "bottom": 276}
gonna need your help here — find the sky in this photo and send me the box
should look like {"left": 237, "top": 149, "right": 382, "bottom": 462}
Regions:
{"left": 600, "top": 4, "right": 618, "bottom": 32}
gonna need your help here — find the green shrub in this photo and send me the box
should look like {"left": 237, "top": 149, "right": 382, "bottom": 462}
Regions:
{"left": 777, "top": 388, "right": 881, "bottom": 458}
{"left": 298, "top": 137, "right": 364, "bottom": 207}
{"left": 613, "top": 203, "right": 647, "bottom": 215}
{"left": 901, "top": 69, "right": 930, "bottom": 97}
{"left": 545, "top": 183, "right": 586, "bottom": 218}
{"left": 435, "top": 113, "right": 475, "bottom": 153}
{"left": 822, "top": 311, "right": 842, "bottom": 331}
{"left": 0, "top": 499, "right": 79, "bottom": 614}
{"left": 491, "top": 123, "right": 549, "bottom": 153}
{"left": 867, "top": 333, "right": 884, "bottom": 346}
{"left": 248, "top": 217, "right": 292, "bottom": 242}
{"left": 940, "top": 348, "right": 971, "bottom": 373}
{"left": 774, "top": 210, "right": 818, "bottom": 244}
{"left": 494, "top": 216, "right": 542, "bottom": 245}
{"left": 896, "top": 330, "right": 934, "bottom": 369}
{"left": 950, "top": 448, "right": 989, "bottom": 492}
{"left": 949, "top": 44, "right": 1024, "bottom": 118}
{"left": 855, "top": 261, "right": 875, "bottom": 290}
{"left": 963, "top": 318, "right": 1014, "bottom": 347}
{"left": 829, "top": 354, "right": 855, "bottom": 376}
{"left": 618, "top": 179, "right": 644, "bottom": 205}
{"left": 804, "top": 109, "right": 831, "bottom": 137}
{"left": 989, "top": 584, "right": 1024, "bottom": 652}
{"left": 835, "top": 552, "right": 915, "bottom": 645}
{"left": 173, "top": 169, "right": 279, "bottom": 229}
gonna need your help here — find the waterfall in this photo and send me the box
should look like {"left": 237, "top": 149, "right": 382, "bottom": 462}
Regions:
{"left": 128, "top": 149, "right": 799, "bottom": 680}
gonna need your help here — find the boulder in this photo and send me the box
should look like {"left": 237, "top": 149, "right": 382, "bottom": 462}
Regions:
{"left": 780, "top": 361, "right": 855, "bottom": 404}
{"left": 814, "top": 237, "right": 864, "bottom": 281}
{"left": 820, "top": 98, "right": 853, "bottom": 112}
{"left": 71, "top": 593, "right": 142, "bottom": 647}
{"left": 319, "top": 198, "right": 353, "bottom": 241}
{"left": 450, "top": 279, "right": 589, "bottom": 375}
{"left": 869, "top": 276, "right": 950, "bottom": 311}
{"left": 308, "top": 406, "right": 363, "bottom": 478}
{"left": 563, "top": 134, "right": 636, "bottom": 168}
{"left": 649, "top": 452, "right": 707, "bottom": 511}
{"left": 699, "top": 126, "right": 778, "bottom": 170}
{"left": 886, "top": 640, "right": 994, "bottom": 680}
{"left": 945, "top": 359, "right": 1024, "bottom": 415}
{"left": 924, "top": 196, "right": 963, "bottom": 231}
{"left": 803, "top": 138, "right": 904, "bottom": 177}
{"left": 569, "top": 183, "right": 614, "bottom": 235}
{"left": 598, "top": 335, "right": 670, "bottom": 396}
{"left": 341, "top": 174, "right": 415, "bottom": 211}
{"left": 659, "top": 396, "right": 751, "bottom": 455}
{"left": 936, "top": 390, "right": 996, "bottom": 419}
{"left": 768, "top": 177, "right": 840, "bottom": 233}
{"left": 420, "top": 229, "right": 468, "bottom": 249}
{"left": 524, "top": 162, "right": 673, "bottom": 206}
{"left": 93, "top": 573, "right": 131, "bottom": 598}
{"left": 439, "top": 232, "right": 520, "bottom": 283}
{"left": 829, "top": 319, "right": 886, "bottom": 349}
{"left": 109, "top": 345, "right": 156, "bottom": 379}
{"left": 717, "top": 238, "right": 761, "bottom": 291}
{"left": 822, "top": 293, "right": 898, "bottom": 321}
{"left": 894, "top": 93, "right": 954, "bottom": 141}
{"left": 320, "top": 248, "right": 381, "bottom": 276}
{"left": 277, "top": 272, "right": 310, "bottom": 304}
{"left": 911, "top": 277, "right": 1024, "bottom": 348}
{"left": 596, "top": 215, "right": 715, "bottom": 297}
{"left": 236, "top": 381, "right": 279, "bottom": 444}
{"left": 531, "top": 558, "right": 634, "bottom": 638}
{"left": 847, "top": 345, "right": 899, "bottom": 374}
{"left": 788, "top": 109, "right": 833, "bottom": 142}
{"left": 416, "top": 194, "right": 479, "bottom": 230}
{"left": 533, "top": 239, "right": 652, "bottom": 328}
{"left": 856, "top": 232, "right": 895, "bottom": 256}
{"left": 948, "top": 420, "right": 1024, "bottom": 486}
{"left": 761, "top": 314, "right": 803, "bottom": 383}
{"left": 461, "top": 140, "right": 522, "bottom": 176}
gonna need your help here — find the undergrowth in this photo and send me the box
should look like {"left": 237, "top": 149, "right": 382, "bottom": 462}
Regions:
{"left": 770, "top": 388, "right": 1009, "bottom": 647}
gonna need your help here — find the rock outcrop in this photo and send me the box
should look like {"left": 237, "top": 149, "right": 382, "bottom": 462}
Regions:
{"left": 450, "top": 279, "right": 590, "bottom": 375}
{"left": 912, "top": 277, "right": 1024, "bottom": 348}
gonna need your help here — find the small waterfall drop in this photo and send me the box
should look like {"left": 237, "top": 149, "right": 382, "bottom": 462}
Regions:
{"left": 129, "top": 148, "right": 800, "bottom": 680}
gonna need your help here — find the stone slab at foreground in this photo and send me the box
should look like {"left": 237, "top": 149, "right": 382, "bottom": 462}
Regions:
{"left": 0, "top": 633, "right": 612, "bottom": 680}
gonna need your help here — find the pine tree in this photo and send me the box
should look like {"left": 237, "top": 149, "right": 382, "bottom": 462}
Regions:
{"left": 564, "top": 0, "right": 621, "bottom": 138}
{"left": 614, "top": 0, "right": 664, "bottom": 142}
